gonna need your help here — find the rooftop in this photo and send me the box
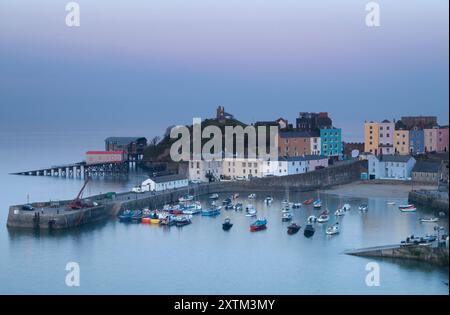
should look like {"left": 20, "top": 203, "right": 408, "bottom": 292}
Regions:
{"left": 279, "top": 131, "right": 319, "bottom": 138}
{"left": 148, "top": 174, "right": 188, "bottom": 183}
{"left": 105, "top": 137, "right": 147, "bottom": 145}
{"left": 412, "top": 161, "right": 441, "bottom": 173}
{"left": 379, "top": 155, "right": 414, "bottom": 163}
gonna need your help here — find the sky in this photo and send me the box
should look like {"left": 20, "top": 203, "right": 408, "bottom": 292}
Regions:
{"left": 0, "top": 0, "right": 448, "bottom": 141}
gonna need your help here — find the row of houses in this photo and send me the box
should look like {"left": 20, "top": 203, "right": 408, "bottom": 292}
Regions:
{"left": 189, "top": 155, "right": 329, "bottom": 182}
{"left": 364, "top": 117, "right": 448, "bottom": 156}
{"left": 254, "top": 111, "right": 343, "bottom": 158}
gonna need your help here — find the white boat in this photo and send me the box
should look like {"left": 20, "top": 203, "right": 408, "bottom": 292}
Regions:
{"left": 281, "top": 207, "right": 290, "bottom": 213}
{"left": 342, "top": 203, "right": 351, "bottom": 211}
{"left": 313, "top": 201, "right": 322, "bottom": 209}
{"left": 335, "top": 208, "right": 346, "bottom": 216}
{"left": 307, "top": 215, "right": 317, "bottom": 223}
{"left": 398, "top": 204, "right": 414, "bottom": 209}
{"left": 264, "top": 197, "right": 274, "bottom": 204}
{"left": 399, "top": 205, "right": 416, "bottom": 212}
{"left": 179, "top": 195, "right": 194, "bottom": 202}
{"left": 317, "top": 214, "right": 330, "bottom": 223}
{"left": 358, "top": 204, "right": 368, "bottom": 212}
{"left": 292, "top": 203, "right": 302, "bottom": 209}
{"left": 248, "top": 193, "right": 256, "bottom": 199}
{"left": 209, "top": 193, "right": 219, "bottom": 200}
{"left": 387, "top": 201, "right": 396, "bottom": 205}
{"left": 282, "top": 212, "right": 293, "bottom": 222}
{"left": 420, "top": 217, "right": 439, "bottom": 223}
{"left": 246, "top": 204, "right": 257, "bottom": 216}
{"left": 326, "top": 223, "right": 340, "bottom": 235}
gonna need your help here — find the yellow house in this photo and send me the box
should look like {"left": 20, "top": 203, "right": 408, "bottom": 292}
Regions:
{"left": 364, "top": 122, "right": 379, "bottom": 154}
{"left": 394, "top": 130, "right": 409, "bottom": 155}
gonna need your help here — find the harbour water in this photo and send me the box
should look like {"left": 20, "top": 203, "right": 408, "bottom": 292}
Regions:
{"left": 0, "top": 131, "right": 448, "bottom": 294}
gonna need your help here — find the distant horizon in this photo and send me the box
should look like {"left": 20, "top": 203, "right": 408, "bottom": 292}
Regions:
{"left": 0, "top": 0, "right": 448, "bottom": 143}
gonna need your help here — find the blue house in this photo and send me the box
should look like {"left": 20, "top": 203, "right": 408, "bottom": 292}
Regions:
{"left": 409, "top": 128, "right": 424, "bottom": 155}
{"left": 320, "top": 127, "right": 342, "bottom": 158}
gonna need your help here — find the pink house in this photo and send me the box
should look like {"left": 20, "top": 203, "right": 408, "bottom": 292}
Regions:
{"left": 437, "top": 126, "right": 449, "bottom": 152}
{"left": 305, "top": 156, "right": 329, "bottom": 171}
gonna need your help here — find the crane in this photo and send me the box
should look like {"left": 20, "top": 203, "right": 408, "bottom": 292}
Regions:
{"left": 68, "top": 177, "right": 91, "bottom": 210}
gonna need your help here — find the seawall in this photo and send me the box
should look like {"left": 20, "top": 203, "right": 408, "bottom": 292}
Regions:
{"left": 7, "top": 160, "right": 367, "bottom": 229}
{"left": 408, "top": 190, "right": 449, "bottom": 214}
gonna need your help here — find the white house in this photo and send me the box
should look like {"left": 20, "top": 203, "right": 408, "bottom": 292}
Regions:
{"left": 133, "top": 174, "right": 188, "bottom": 192}
{"left": 261, "top": 156, "right": 327, "bottom": 177}
{"left": 367, "top": 154, "right": 416, "bottom": 180}
{"left": 189, "top": 159, "right": 223, "bottom": 182}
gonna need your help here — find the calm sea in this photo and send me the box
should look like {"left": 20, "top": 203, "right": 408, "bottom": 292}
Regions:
{"left": 0, "top": 131, "right": 448, "bottom": 294}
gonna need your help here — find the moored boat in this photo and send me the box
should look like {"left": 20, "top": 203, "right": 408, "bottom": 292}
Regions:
{"left": 287, "top": 223, "right": 301, "bottom": 235}
{"left": 131, "top": 210, "right": 143, "bottom": 223}
{"left": 209, "top": 193, "right": 219, "bottom": 200}
{"left": 175, "top": 215, "right": 192, "bottom": 227}
{"left": 303, "top": 198, "right": 314, "bottom": 205}
{"left": 222, "top": 218, "right": 233, "bottom": 231}
{"left": 250, "top": 218, "right": 267, "bottom": 232}
{"left": 179, "top": 194, "right": 194, "bottom": 203}
{"left": 160, "top": 214, "right": 176, "bottom": 226}
{"left": 399, "top": 204, "right": 416, "bottom": 212}
{"left": 358, "top": 203, "right": 368, "bottom": 212}
{"left": 248, "top": 193, "right": 256, "bottom": 199}
{"left": 304, "top": 224, "right": 315, "bottom": 238}
{"left": 335, "top": 208, "right": 346, "bottom": 216}
{"left": 292, "top": 203, "right": 302, "bottom": 209}
{"left": 307, "top": 215, "right": 317, "bottom": 223}
{"left": 313, "top": 199, "right": 322, "bottom": 209}
{"left": 282, "top": 212, "right": 293, "bottom": 222}
{"left": 118, "top": 210, "right": 133, "bottom": 222}
{"left": 201, "top": 207, "right": 221, "bottom": 217}
{"left": 317, "top": 211, "right": 330, "bottom": 223}
{"left": 234, "top": 203, "right": 243, "bottom": 211}
{"left": 264, "top": 196, "right": 274, "bottom": 204}
{"left": 420, "top": 217, "right": 439, "bottom": 223}
{"left": 342, "top": 203, "right": 351, "bottom": 211}
{"left": 326, "top": 223, "right": 340, "bottom": 235}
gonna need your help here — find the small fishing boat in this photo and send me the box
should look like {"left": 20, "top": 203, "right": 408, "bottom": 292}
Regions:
{"left": 248, "top": 193, "right": 256, "bottom": 199}
{"left": 317, "top": 213, "right": 330, "bottom": 223}
{"left": 175, "top": 215, "right": 192, "bottom": 227}
{"left": 307, "top": 215, "right": 317, "bottom": 223}
{"left": 326, "top": 223, "right": 340, "bottom": 235}
{"left": 179, "top": 194, "right": 194, "bottom": 203}
{"left": 224, "top": 203, "right": 234, "bottom": 210}
{"left": 313, "top": 199, "right": 322, "bottom": 209}
{"left": 281, "top": 207, "right": 290, "bottom": 213}
{"left": 420, "top": 217, "right": 439, "bottom": 223}
{"left": 131, "top": 210, "right": 143, "bottom": 223}
{"left": 304, "top": 224, "right": 315, "bottom": 238}
{"left": 246, "top": 205, "right": 257, "bottom": 217}
{"left": 282, "top": 212, "right": 293, "bottom": 222}
{"left": 160, "top": 214, "right": 176, "bottom": 226}
{"left": 250, "top": 218, "right": 267, "bottom": 232}
{"left": 335, "top": 208, "right": 346, "bottom": 216}
{"left": 209, "top": 193, "right": 219, "bottom": 200}
{"left": 234, "top": 203, "right": 243, "bottom": 211}
{"left": 118, "top": 210, "right": 133, "bottom": 222}
{"left": 358, "top": 203, "right": 368, "bottom": 212}
{"left": 222, "top": 218, "right": 233, "bottom": 231}
{"left": 387, "top": 201, "right": 396, "bottom": 205}
{"left": 287, "top": 223, "right": 301, "bottom": 235}
{"left": 399, "top": 204, "right": 416, "bottom": 212}
{"left": 201, "top": 207, "right": 221, "bottom": 217}
{"left": 303, "top": 198, "right": 314, "bottom": 205}
{"left": 342, "top": 203, "right": 351, "bottom": 211}
{"left": 182, "top": 203, "right": 202, "bottom": 215}
{"left": 264, "top": 196, "right": 274, "bottom": 204}
{"left": 292, "top": 203, "right": 302, "bottom": 209}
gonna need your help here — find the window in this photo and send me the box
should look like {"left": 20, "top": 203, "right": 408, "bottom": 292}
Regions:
{"left": 242, "top": 162, "right": 246, "bottom": 167}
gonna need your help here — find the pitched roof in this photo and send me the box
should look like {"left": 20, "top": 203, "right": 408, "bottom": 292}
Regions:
{"left": 105, "top": 137, "right": 146, "bottom": 145}
{"left": 148, "top": 174, "right": 187, "bottom": 183}
{"left": 412, "top": 161, "right": 440, "bottom": 173}
{"left": 380, "top": 155, "right": 414, "bottom": 163}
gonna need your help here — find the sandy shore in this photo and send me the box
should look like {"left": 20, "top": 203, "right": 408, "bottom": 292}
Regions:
{"left": 324, "top": 181, "right": 437, "bottom": 199}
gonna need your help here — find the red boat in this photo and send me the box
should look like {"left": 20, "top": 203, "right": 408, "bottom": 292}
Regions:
{"left": 303, "top": 198, "right": 314, "bottom": 205}
{"left": 250, "top": 219, "right": 267, "bottom": 232}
